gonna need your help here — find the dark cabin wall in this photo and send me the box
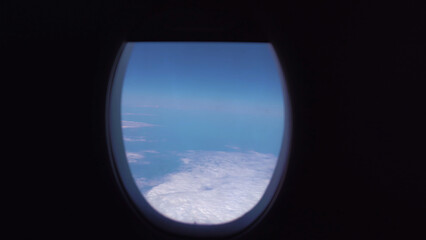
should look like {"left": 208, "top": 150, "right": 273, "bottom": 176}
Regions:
{"left": 3, "top": 0, "right": 425, "bottom": 239}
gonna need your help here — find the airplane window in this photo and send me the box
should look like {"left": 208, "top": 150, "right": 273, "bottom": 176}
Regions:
{"left": 108, "top": 42, "right": 290, "bottom": 233}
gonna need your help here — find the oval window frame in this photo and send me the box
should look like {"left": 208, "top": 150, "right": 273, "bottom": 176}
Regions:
{"left": 105, "top": 41, "right": 292, "bottom": 238}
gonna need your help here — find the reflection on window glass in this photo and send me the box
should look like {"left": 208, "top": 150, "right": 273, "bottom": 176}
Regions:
{"left": 121, "top": 42, "right": 285, "bottom": 224}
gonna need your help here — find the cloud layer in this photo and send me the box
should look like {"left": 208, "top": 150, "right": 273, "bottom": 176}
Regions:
{"left": 124, "top": 136, "right": 147, "bottom": 142}
{"left": 126, "top": 152, "right": 144, "bottom": 163}
{"left": 142, "top": 150, "right": 277, "bottom": 224}
{"left": 127, "top": 150, "right": 159, "bottom": 164}
{"left": 122, "top": 120, "right": 157, "bottom": 128}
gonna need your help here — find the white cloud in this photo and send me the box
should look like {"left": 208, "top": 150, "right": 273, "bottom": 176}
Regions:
{"left": 143, "top": 150, "right": 159, "bottom": 154}
{"left": 142, "top": 150, "right": 277, "bottom": 224}
{"left": 126, "top": 150, "right": 159, "bottom": 164}
{"left": 122, "top": 120, "right": 157, "bottom": 128}
{"left": 126, "top": 152, "right": 144, "bottom": 163}
{"left": 135, "top": 177, "right": 163, "bottom": 189}
{"left": 180, "top": 158, "right": 191, "bottom": 164}
{"left": 124, "top": 136, "right": 147, "bottom": 142}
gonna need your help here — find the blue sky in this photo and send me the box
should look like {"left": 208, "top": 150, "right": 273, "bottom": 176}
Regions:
{"left": 122, "top": 42, "right": 284, "bottom": 112}
{"left": 120, "top": 42, "right": 286, "bottom": 224}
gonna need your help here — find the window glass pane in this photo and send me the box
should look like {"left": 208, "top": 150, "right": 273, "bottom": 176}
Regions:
{"left": 120, "top": 42, "right": 285, "bottom": 225}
